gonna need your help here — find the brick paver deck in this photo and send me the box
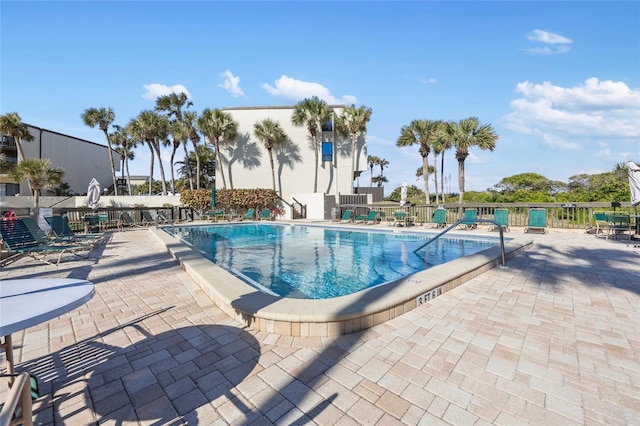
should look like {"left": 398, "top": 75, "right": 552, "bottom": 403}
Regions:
{"left": 1, "top": 227, "right": 639, "bottom": 425}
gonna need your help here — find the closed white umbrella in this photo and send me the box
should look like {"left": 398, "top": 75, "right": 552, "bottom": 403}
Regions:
{"left": 87, "top": 178, "right": 101, "bottom": 210}
{"left": 629, "top": 162, "right": 640, "bottom": 206}
{"left": 400, "top": 180, "right": 408, "bottom": 207}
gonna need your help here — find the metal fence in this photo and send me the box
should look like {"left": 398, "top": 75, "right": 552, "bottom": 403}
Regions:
{"left": 336, "top": 202, "right": 639, "bottom": 231}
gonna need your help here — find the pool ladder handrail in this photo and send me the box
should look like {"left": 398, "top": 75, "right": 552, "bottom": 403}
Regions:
{"left": 413, "top": 218, "right": 508, "bottom": 268}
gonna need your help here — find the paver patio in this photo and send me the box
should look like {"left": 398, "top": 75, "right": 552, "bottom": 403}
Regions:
{"left": 1, "top": 225, "right": 639, "bottom": 425}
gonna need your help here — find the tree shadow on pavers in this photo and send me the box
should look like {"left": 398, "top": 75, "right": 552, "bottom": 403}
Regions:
{"left": 21, "top": 310, "right": 260, "bottom": 425}
{"left": 510, "top": 240, "right": 640, "bottom": 295}
{"left": 85, "top": 324, "right": 261, "bottom": 425}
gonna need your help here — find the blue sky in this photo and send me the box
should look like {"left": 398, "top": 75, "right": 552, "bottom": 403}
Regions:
{"left": 2, "top": 1, "right": 639, "bottom": 195}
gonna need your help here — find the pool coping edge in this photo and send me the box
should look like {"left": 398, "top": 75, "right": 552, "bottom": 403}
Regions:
{"left": 149, "top": 225, "right": 533, "bottom": 337}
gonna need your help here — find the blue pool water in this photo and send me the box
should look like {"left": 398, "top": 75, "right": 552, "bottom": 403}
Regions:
{"left": 165, "top": 223, "right": 500, "bottom": 299}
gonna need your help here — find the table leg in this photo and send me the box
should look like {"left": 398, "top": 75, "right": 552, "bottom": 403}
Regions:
{"left": 2, "top": 334, "right": 14, "bottom": 386}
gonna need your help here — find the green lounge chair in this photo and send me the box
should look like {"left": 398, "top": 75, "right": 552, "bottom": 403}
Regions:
{"left": 207, "top": 210, "right": 227, "bottom": 222}
{"left": 339, "top": 209, "right": 354, "bottom": 223}
{"left": 119, "top": 212, "right": 146, "bottom": 229}
{"left": 44, "top": 215, "right": 104, "bottom": 244}
{"left": 489, "top": 209, "right": 509, "bottom": 232}
{"left": 430, "top": 209, "right": 447, "bottom": 228}
{"left": 605, "top": 213, "right": 631, "bottom": 240}
{"left": 242, "top": 208, "right": 256, "bottom": 220}
{"left": 0, "top": 219, "right": 92, "bottom": 266}
{"left": 458, "top": 209, "right": 478, "bottom": 230}
{"left": 592, "top": 211, "right": 608, "bottom": 235}
{"left": 355, "top": 210, "right": 378, "bottom": 225}
{"left": 392, "top": 211, "right": 408, "bottom": 227}
{"left": 524, "top": 208, "right": 548, "bottom": 234}
{"left": 141, "top": 211, "right": 155, "bottom": 225}
{"left": 18, "top": 216, "right": 55, "bottom": 245}
{"left": 259, "top": 208, "right": 273, "bottom": 220}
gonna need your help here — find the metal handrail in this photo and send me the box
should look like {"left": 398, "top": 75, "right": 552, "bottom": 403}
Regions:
{"left": 413, "top": 218, "right": 507, "bottom": 268}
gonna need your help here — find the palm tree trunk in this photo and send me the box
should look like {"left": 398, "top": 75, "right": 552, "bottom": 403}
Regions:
{"left": 153, "top": 142, "right": 168, "bottom": 195}
{"left": 15, "top": 138, "right": 25, "bottom": 163}
{"left": 422, "top": 155, "right": 430, "bottom": 204}
{"left": 268, "top": 149, "right": 276, "bottom": 191}
{"left": 214, "top": 140, "right": 227, "bottom": 189}
{"left": 458, "top": 159, "right": 465, "bottom": 204}
{"left": 170, "top": 144, "right": 178, "bottom": 194}
{"left": 191, "top": 140, "right": 201, "bottom": 189}
{"left": 440, "top": 153, "right": 446, "bottom": 199}
{"left": 313, "top": 135, "right": 318, "bottom": 193}
{"left": 183, "top": 143, "right": 193, "bottom": 190}
{"left": 103, "top": 131, "right": 119, "bottom": 196}
{"left": 433, "top": 152, "right": 439, "bottom": 203}
{"left": 370, "top": 164, "right": 374, "bottom": 186}
{"left": 125, "top": 158, "right": 132, "bottom": 195}
{"left": 33, "top": 189, "right": 40, "bottom": 225}
{"left": 147, "top": 141, "right": 155, "bottom": 195}
{"left": 351, "top": 133, "right": 357, "bottom": 188}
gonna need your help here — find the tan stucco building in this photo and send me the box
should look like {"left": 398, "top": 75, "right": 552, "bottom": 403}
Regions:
{"left": 218, "top": 105, "right": 367, "bottom": 203}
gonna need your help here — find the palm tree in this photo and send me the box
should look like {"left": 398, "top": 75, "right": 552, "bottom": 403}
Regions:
{"left": 378, "top": 158, "right": 389, "bottom": 177}
{"left": 439, "top": 121, "right": 455, "bottom": 199}
{"left": 176, "top": 145, "right": 217, "bottom": 189}
{"left": 336, "top": 104, "right": 373, "bottom": 185}
{"left": 155, "top": 92, "right": 195, "bottom": 193}
{"left": 396, "top": 119, "right": 441, "bottom": 204}
{"left": 197, "top": 108, "right": 238, "bottom": 190}
{"left": 291, "top": 96, "right": 331, "bottom": 193}
{"left": 0, "top": 112, "right": 34, "bottom": 163}
{"left": 367, "top": 155, "right": 380, "bottom": 186}
{"left": 429, "top": 120, "right": 447, "bottom": 203}
{"left": 127, "top": 110, "right": 170, "bottom": 195}
{"left": 81, "top": 107, "right": 118, "bottom": 195}
{"left": 9, "top": 158, "right": 63, "bottom": 223}
{"left": 372, "top": 175, "right": 388, "bottom": 187}
{"left": 450, "top": 117, "right": 499, "bottom": 203}
{"left": 253, "top": 118, "right": 288, "bottom": 192}
{"left": 110, "top": 125, "right": 136, "bottom": 195}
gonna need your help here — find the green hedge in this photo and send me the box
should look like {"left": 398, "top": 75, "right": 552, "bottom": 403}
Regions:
{"left": 180, "top": 188, "right": 283, "bottom": 217}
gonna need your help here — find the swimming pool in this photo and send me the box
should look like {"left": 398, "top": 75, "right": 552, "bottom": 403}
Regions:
{"left": 164, "top": 223, "right": 500, "bottom": 299}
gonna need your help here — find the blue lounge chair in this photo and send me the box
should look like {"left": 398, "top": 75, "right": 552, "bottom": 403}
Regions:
{"left": 458, "top": 208, "right": 478, "bottom": 230}
{"left": 489, "top": 209, "right": 509, "bottom": 232}
{"left": 0, "top": 219, "right": 92, "bottom": 266}
{"left": 524, "top": 208, "right": 548, "bottom": 234}
{"left": 430, "top": 209, "right": 447, "bottom": 228}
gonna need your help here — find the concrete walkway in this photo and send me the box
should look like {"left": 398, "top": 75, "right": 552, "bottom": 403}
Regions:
{"left": 1, "top": 226, "right": 639, "bottom": 425}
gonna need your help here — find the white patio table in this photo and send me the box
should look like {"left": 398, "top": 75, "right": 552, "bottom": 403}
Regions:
{"left": 0, "top": 278, "right": 95, "bottom": 382}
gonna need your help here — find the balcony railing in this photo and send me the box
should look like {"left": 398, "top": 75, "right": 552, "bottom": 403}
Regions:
{"left": 0, "top": 136, "right": 17, "bottom": 149}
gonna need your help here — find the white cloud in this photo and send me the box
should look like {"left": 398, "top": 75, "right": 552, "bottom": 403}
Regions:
{"left": 142, "top": 83, "right": 191, "bottom": 100}
{"left": 218, "top": 70, "right": 245, "bottom": 97}
{"left": 262, "top": 75, "right": 357, "bottom": 104}
{"left": 502, "top": 78, "right": 640, "bottom": 146}
{"left": 419, "top": 78, "right": 437, "bottom": 85}
{"left": 538, "top": 130, "right": 580, "bottom": 150}
{"left": 526, "top": 29, "right": 573, "bottom": 54}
